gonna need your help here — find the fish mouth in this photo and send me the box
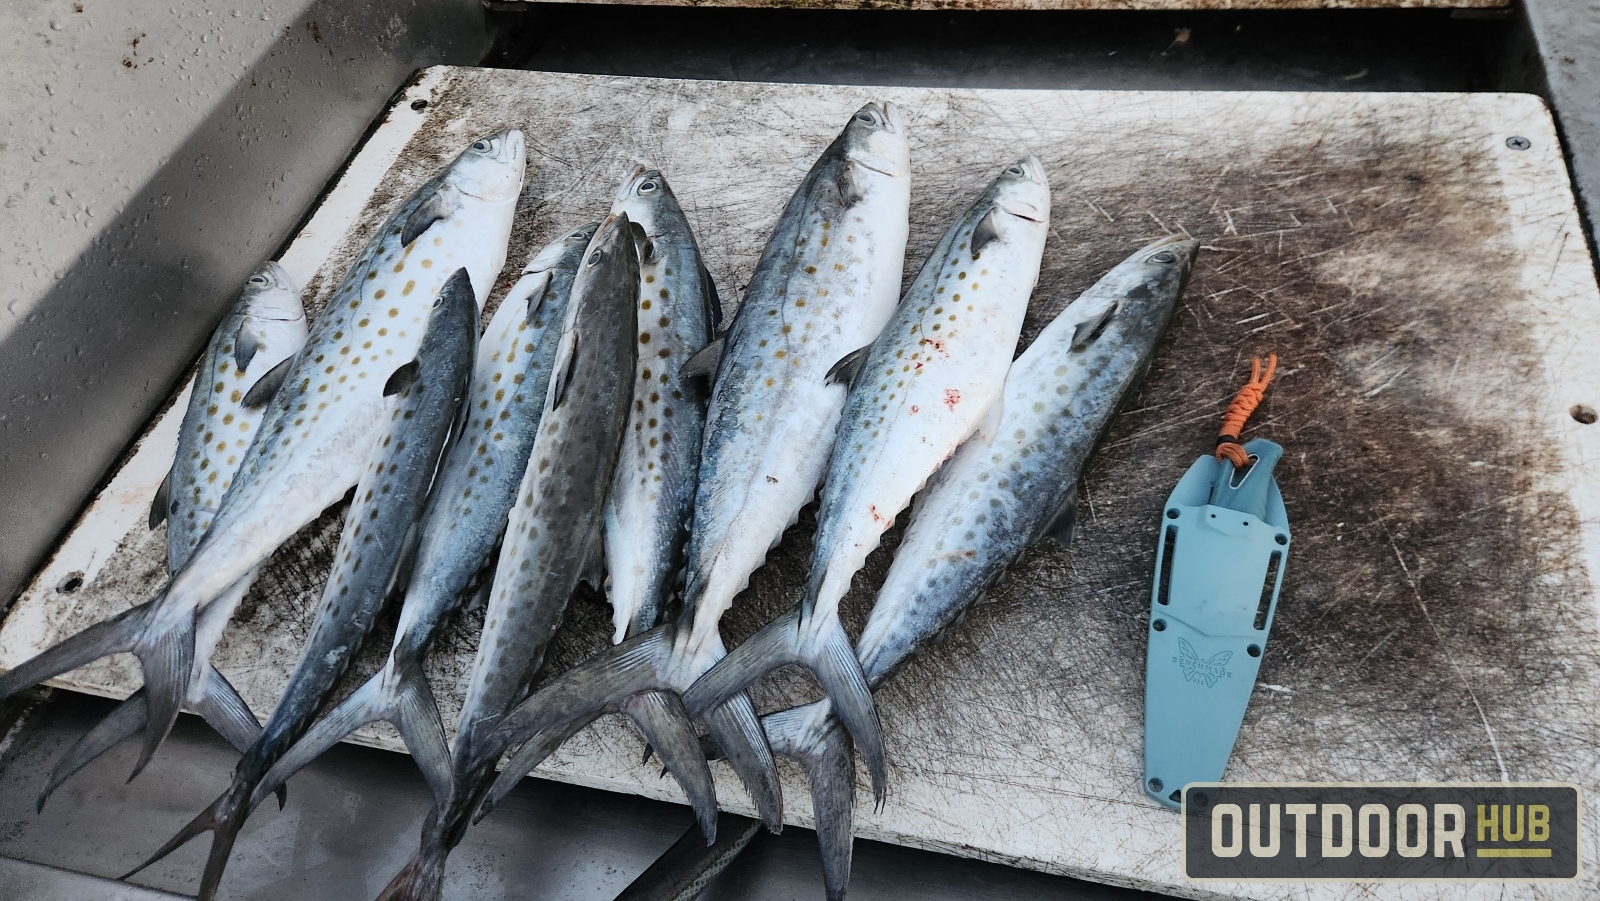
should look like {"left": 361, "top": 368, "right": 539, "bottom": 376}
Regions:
{"left": 498, "top": 129, "right": 527, "bottom": 164}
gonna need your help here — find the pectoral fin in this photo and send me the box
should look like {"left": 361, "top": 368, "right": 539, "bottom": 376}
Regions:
{"left": 680, "top": 336, "right": 724, "bottom": 382}
{"left": 383, "top": 361, "right": 420, "bottom": 398}
{"left": 549, "top": 329, "right": 580, "bottom": 410}
{"left": 149, "top": 470, "right": 172, "bottom": 530}
{"left": 825, "top": 346, "right": 871, "bottom": 388}
{"left": 232, "top": 323, "right": 262, "bottom": 373}
{"left": 400, "top": 191, "right": 449, "bottom": 249}
{"left": 700, "top": 262, "right": 723, "bottom": 328}
{"left": 1040, "top": 485, "right": 1079, "bottom": 546}
{"left": 240, "top": 356, "right": 295, "bottom": 409}
{"left": 519, "top": 270, "right": 553, "bottom": 326}
{"left": 971, "top": 207, "right": 1002, "bottom": 257}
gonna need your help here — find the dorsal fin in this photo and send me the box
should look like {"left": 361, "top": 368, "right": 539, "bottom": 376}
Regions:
{"left": 240, "top": 356, "right": 295, "bottom": 409}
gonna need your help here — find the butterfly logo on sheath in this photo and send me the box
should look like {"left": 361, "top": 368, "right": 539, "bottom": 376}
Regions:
{"left": 1174, "top": 638, "right": 1232, "bottom": 688}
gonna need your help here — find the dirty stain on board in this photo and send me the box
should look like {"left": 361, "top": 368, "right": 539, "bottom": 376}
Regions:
{"left": 6, "top": 72, "right": 1598, "bottom": 895}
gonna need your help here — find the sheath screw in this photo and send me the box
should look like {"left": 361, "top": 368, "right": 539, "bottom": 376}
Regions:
{"left": 1152, "top": 618, "right": 1167, "bottom": 632}
{"left": 1506, "top": 136, "right": 1531, "bottom": 150}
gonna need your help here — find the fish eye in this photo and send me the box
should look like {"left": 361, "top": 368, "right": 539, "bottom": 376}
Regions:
{"left": 570, "top": 231, "right": 587, "bottom": 240}
{"left": 1005, "top": 165, "right": 1024, "bottom": 176}
{"left": 855, "top": 111, "right": 877, "bottom": 125}
{"left": 432, "top": 295, "right": 445, "bottom": 308}
{"left": 638, "top": 180, "right": 658, "bottom": 194}
{"left": 587, "top": 249, "right": 603, "bottom": 266}
{"left": 472, "top": 140, "right": 490, "bottom": 151}
{"left": 248, "top": 275, "right": 269, "bottom": 286}
{"left": 1148, "top": 251, "right": 1177, "bottom": 264}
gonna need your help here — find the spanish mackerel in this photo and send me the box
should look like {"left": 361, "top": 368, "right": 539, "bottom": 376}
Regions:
{"left": 251, "top": 225, "right": 597, "bottom": 807}
{"left": 762, "top": 236, "right": 1196, "bottom": 900}
{"left": 685, "top": 158, "right": 1050, "bottom": 800}
{"left": 0, "top": 132, "right": 525, "bottom": 778}
{"left": 499, "top": 106, "right": 906, "bottom": 825}
{"left": 127, "top": 268, "right": 481, "bottom": 901}
{"left": 36, "top": 263, "right": 308, "bottom": 810}
{"left": 477, "top": 169, "right": 779, "bottom": 832}
{"left": 378, "top": 214, "right": 640, "bottom": 901}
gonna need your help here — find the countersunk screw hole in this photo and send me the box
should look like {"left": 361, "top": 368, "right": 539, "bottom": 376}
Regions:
{"left": 58, "top": 573, "right": 84, "bottom": 593}
{"left": 410, "top": 99, "right": 428, "bottom": 111}
{"left": 1506, "top": 136, "right": 1531, "bottom": 151}
{"left": 1275, "top": 534, "right": 1288, "bottom": 545}
{"left": 1192, "top": 791, "right": 1210, "bottom": 808}
{"left": 1166, "top": 509, "right": 1179, "bottom": 519}
{"left": 1152, "top": 619, "right": 1167, "bottom": 632}
{"left": 1247, "top": 644, "right": 1261, "bottom": 657}
{"left": 1148, "top": 778, "right": 1164, "bottom": 793}
{"left": 1571, "top": 404, "right": 1597, "bottom": 424}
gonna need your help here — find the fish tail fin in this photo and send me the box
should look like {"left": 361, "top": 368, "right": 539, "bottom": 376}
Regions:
{"left": 766, "top": 706, "right": 857, "bottom": 901}
{"left": 614, "top": 812, "right": 765, "bottom": 901}
{"left": 38, "top": 691, "right": 149, "bottom": 812}
{"left": 810, "top": 618, "right": 885, "bottom": 808}
{"left": 702, "top": 691, "right": 784, "bottom": 833}
{"left": 128, "top": 610, "right": 197, "bottom": 782}
{"left": 194, "top": 664, "right": 286, "bottom": 809}
{"left": 122, "top": 781, "right": 251, "bottom": 901}
{"left": 620, "top": 690, "right": 719, "bottom": 843}
{"left": 257, "top": 664, "right": 452, "bottom": 808}
{"left": 684, "top": 608, "right": 885, "bottom": 805}
{"left": 36, "top": 663, "right": 280, "bottom": 812}
{"left": 376, "top": 842, "right": 448, "bottom": 901}
{"left": 476, "top": 626, "right": 681, "bottom": 819}
{"left": 0, "top": 602, "right": 151, "bottom": 702}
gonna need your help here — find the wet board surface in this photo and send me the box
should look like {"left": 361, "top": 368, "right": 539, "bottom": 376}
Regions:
{"left": 2, "top": 69, "right": 1598, "bottom": 900}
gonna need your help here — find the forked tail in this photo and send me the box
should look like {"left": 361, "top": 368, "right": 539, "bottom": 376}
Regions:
{"left": 0, "top": 597, "right": 202, "bottom": 784}
{"left": 254, "top": 662, "right": 452, "bottom": 807}
{"left": 375, "top": 846, "right": 448, "bottom": 901}
{"left": 764, "top": 706, "right": 858, "bottom": 901}
{"left": 474, "top": 625, "right": 781, "bottom": 834}
{"left": 121, "top": 778, "right": 252, "bottom": 901}
{"left": 37, "top": 664, "right": 283, "bottom": 812}
{"left": 682, "top": 608, "right": 885, "bottom": 806}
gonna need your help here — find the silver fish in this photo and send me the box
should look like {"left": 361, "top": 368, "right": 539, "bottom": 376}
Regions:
{"left": 125, "top": 267, "right": 482, "bottom": 901}
{"left": 686, "top": 158, "right": 1051, "bottom": 801}
{"left": 623, "top": 103, "right": 905, "bottom": 815}
{"left": 763, "top": 236, "right": 1197, "bottom": 900}
{"left": 250, "top": 225, "right": 597, "bottom": 807}
{"left": 377, "top": 213, "right": 641, "bottom": 901}
{"left": 0, "top": 131, "right": 525, "bottom": 778}
{"left": 477, "top": 168, "right": 784, "bottom": 834}
{"left": 36, "top": 262, "right": 308, "bottom": 810}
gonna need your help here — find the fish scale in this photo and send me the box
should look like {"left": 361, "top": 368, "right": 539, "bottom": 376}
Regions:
{"left": 673, "top": 103, "right": 910, "bottom": 681}
{"left": 35, "top": 263, "right": 309, "bottom": 812}
{"left": 477, "top": 168, "right": 785, "bottom": 836}
{"left": 0, "top": 130, "right": 525, "bottom": 782}
{"left": 126, "top": 266, "right": 483, "bottom": 901}
{"left": 249, "top": 224, "right": 596, "bottom": 807}
{"left": 683, "top": 156, "right": 1049, "bottom": 805}
{"left": 376, "top": 213, "right": 640, "bottom": 901}
{"left": 757, "top": 235, "right": 1197, "bottom": 901}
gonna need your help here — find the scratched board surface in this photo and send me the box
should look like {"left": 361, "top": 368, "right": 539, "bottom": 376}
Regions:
{"left": 2, "top": 70, "right": 1597, "bottom": 900}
